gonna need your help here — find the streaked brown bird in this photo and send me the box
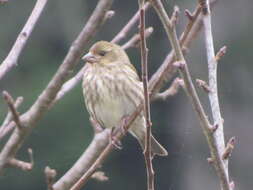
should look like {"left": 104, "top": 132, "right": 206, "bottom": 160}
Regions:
{"left": 82, "top": 41, "right": 167, "bottom": 156}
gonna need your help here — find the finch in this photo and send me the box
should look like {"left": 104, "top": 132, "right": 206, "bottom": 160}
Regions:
{"left": 82, "top": 41, "right": 168, "bottom": 156}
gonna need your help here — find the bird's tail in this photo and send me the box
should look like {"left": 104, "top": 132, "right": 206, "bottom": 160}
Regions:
{"left": 130, "top": 127, "right": 168, "bottom": 157}
{"left": 139, "top": 135, "right": 168, "bottom": 157}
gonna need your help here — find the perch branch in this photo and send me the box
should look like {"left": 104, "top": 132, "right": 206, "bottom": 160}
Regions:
{"left": 0, "top": 0, "right": 114, "bottom": 174}
{"left": 0, "top": 0, "right": 48, "bottom": 80}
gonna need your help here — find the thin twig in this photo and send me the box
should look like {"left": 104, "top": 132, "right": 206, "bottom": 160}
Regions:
{"left": 196, "top": 79, "right": 211, "bottom": 93}
{"left": 222, "top": 137, "right": 235, "bottom": 160}
{"left": 122, "top": 27, "right": 154, "bottom": 50}
{"left": 0, "top": 0, "right": 48, "bottom": 80}
{"left": 1, "top": 96, "right": 23, "bottom": 127}
{"left": 0, "top": 0, "right": 114, "bottom": 174}
{"left": 2, "top": 91, "right": 23, "bottom": 130}
{"left": 139, "top": 0, "right": 154, "bottom": 190}
{"left": 49, "top": 65, "right": 88, "bottom": 107}
{"left": 150, "top": 1, "right": 232, "bottom": 190}
{"left": 153, "top": 78, "right": 183, "bottom": 100}
{"left": 111, "top": 2, "right": 150, "bottom": 43}
{"left": 7, "top": 148, "right": 34, "bottom": 171}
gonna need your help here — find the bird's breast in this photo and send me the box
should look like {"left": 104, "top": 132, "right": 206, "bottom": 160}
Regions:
{"left": 82, "top": 66, "right": 140, "bottom": 128}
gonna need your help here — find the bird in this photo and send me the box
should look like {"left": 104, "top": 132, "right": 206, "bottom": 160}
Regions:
{"left": 82, "top": 41, "right": 168, "bottom": 156}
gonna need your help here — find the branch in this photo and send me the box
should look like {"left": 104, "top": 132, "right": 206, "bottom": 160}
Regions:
{"left": 7, "top": 148, "right": 34, "bottom": 171}
{"left": 153, "top": 78, "right": 183, "bottom": 101}
{"left": 0, "top": 0, "right": 114, "bottom": 174}
{"left": 2, "top": 91, "right": 23, "bottom": 130}
{"left": 138, "top": 1, "right": 154, "bottom": 190}
{"left": 52, "top": 2, "right": 217, "bottom": 189}
{"left": 1, "top": 96, "right": 23, "bottom": 128}
{"left": 0, "top": 0, "right": 48, "bottom": 80}
{"left": 201, "top": 0, "right": 231, "bottom": 188}
{"left": 53, "top": 129, "right": 111, "bottom": 190}
{"left": 150, "top": 0, "right": 232, "bottom": 190}
{"left": 49, "top": 65, "right": 88, "bottom": 107}
{"left": 111, "top": 2, "right": 150, "bottom": 43}
{"left": 122, "top": 27, "right": 154, "bottom": 50}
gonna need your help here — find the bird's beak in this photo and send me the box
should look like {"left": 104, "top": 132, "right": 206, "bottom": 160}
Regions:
{"left": 82, "top": 52, "right": 97, "bottom": 63}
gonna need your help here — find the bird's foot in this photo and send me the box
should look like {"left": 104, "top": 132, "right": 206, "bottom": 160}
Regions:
{"left": 119, "top": 115, "right": 131, "bottom": 135}
{"left": 110, "top": 127, "right": 122, "bottom": 150}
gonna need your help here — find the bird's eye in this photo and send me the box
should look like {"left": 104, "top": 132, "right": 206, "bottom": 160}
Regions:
{"left": 98, "top": 50, "right": 107, "bottom": 56}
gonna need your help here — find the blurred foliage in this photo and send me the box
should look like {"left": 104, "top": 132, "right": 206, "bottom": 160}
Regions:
{"left": 0, "top": 0, "right": 253, "bottom": 190}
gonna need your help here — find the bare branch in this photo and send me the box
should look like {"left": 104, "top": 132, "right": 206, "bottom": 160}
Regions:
{"left": 202, "top": 0, "right": 231, "bottom": 189}
{"left": 196, "top": 79, "right": 212, "bottom": 93}
{"left": 138, "top": 1, "right": 154, "bottom": 190}
{"left": 2, "top": 91, "right": 23, "bottom": 130}
{"left": 171, "top": 6, "right": 180, "bottom": 27}
{"left": 7, "top": 148, "right": 34, "bottom": 171}
{"left": 215, "top": 46, "right": 227, "bottom": 61}
{"left": 122, "top": 27, "right": 154, "bottom": 50}
{"left": 0, "top": 0, "right": 114, "bottom": 174}
{"left": 111, "top": 2, "right": 150, "bottom": 43}
{"left": 1, "top": 96, "right": 23, "bottom": 127}
{"left": 153, "top": 78, "right": 183, "bottom": 101}
{"left": 0, "top": 0, "right": 48, "bottom": 80}
{"left": 53, "top": 129, "right": 111, "bottom": 190}
{"left": 49, "top": 65, "right": 88, "bottom": 107}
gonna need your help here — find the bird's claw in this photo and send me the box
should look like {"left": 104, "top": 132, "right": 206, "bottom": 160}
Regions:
{"left": 120, "top": 115, "right": 131, "bottom": 135}
{"left": 110, "top": 127, "right": 122, "bottom": 150}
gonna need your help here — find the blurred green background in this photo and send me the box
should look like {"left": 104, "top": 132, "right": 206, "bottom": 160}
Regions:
{"left": 0, "top": 0, "right": 252, "bottom": 189}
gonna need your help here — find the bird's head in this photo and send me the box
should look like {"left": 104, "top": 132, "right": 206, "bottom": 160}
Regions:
{"left": 82, "top": 41, "right": 129, "bottom": 66}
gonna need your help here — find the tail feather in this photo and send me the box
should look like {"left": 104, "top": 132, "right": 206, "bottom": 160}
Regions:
{"left": 129, "top": 118, "right": 168, "bottom": 157}
{"left": 138, "top": 135, "right": 168, "bottom": 157}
